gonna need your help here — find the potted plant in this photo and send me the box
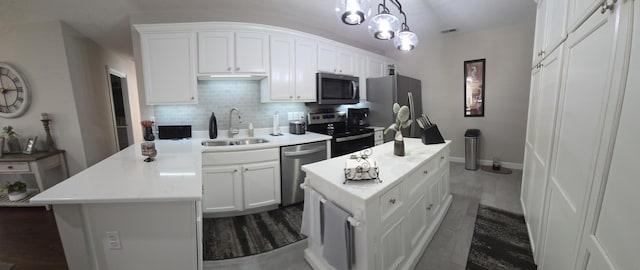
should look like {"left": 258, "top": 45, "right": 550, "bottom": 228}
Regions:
{"left": 0, "top": 181, "right": 28, "bottom": 201}
{"left": 384, "top": 103, "right": 413, "bottom": 156}
{"left": 2, "top": 126, "right": 21, "bottom": 153}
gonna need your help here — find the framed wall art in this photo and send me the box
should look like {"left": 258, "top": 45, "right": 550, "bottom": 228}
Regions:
{"left": 464, "top": 59, "right": 485, "bottom": 117}
{"left": 23, "top": 136, "right": 37, "bottom": 154}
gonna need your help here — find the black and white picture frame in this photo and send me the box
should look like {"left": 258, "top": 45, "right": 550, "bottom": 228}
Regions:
{"left": 23, "top": 136, "right": 37, "bottom": 154}
{"left": 464, "top": 59, "right": 486, "bottom": 117}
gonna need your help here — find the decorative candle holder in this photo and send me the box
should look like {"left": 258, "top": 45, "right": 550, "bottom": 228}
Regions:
{"left": 141, "top": 142, "right": 157, "bottom": 162}
{"left": 41, "top": 119, "right": 57, "bottom": 152}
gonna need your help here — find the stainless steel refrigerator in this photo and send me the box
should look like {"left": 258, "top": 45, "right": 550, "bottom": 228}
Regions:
{"left": 367, "top": 75, "right": 422, "bottom": 142}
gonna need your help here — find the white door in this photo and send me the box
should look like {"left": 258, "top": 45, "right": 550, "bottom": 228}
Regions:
{"left": 567, "top": 0, "right": 606, "bottom": 32}
{"left": 269, "top": 35, "right": 295, "bottom": 101}
{"left": 242, "top": 161, "right": 280, "bottom": 209}
{"left": 579, "top": 1, "right": 638, "bottom": 269}
{"left": 337, "top": 49, "right": 356, "bottom": 75}
{"left": 367, "top": 57, "right": 386, "bottom": 78}
{"left": 294, "top": 38, "right": 317, "bottom": 101}
{"left": 202, "top": 165, "right": 242, "bottom": 212}
{"left": 198, "top": 31, "right": 234, "bottom": 73}
{"left": 532, "top": 0, "right": 548, "bottom": 66}
{"left": 235, "top": 32, "right": 268, "bottom": 73}
{"left": 541, "top": 3, "right": 628, "bottom": 269}
{"left": 404, "top": 195, "right": 428, "bottom": 251}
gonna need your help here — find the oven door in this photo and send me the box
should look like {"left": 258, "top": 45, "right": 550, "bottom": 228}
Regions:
{"left": 331, "top": 132, "right": 375, "bottom": 157}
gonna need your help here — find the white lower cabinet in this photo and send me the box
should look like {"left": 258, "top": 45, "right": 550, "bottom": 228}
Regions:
{"left": 243, "top": 161, "right": 281, "bottom": 209}
{"left": 202, "top": 148, "right": 280, "bottom": 213}
{"left": 381, "top": 218, "right": 406, "bottom": 270}
{"left": 202, "top": 165, "right": 242, "bottom": 212}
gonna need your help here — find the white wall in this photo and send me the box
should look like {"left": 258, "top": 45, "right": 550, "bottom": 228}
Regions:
{"left": 0, "top": 21, "right": 87, "bottom": 174}
{"left": 0, "top": 21, "right": 141, "bottom": 175}
{"left": 390, "top": 22, "right": 535, "bottom": 165}
{"left": 60, "top": 23, "right": 140, "bottom": 166}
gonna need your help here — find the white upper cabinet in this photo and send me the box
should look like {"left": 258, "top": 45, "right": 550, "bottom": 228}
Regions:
{"left": 532, "top": 0, "right": 569, "bottom": 66}
{"left": 367, "top": 56, "right": 387, "bottom": 78}
{"left": 294, "top": 38, "right": 318, "bottom": 101}
{"left": 198, "top": 31, "right": 234, "bottom": 73}
{"left": 198, "top": 31, "right": 268, "bottom": 74}
{"left": 139, "top": 31, "right": 197, "bottom": 105}
{"left": 568, "top": 0, "right": 607, "bottom": 33}
{"left": 267, "top": 35, "right": 296, "bottom": 101}
{"left": 317, "top": 43, "right": 357, "bottom": 75}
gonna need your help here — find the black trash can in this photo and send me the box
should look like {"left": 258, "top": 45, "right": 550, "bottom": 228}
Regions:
{"left": 464, "top": 129, "right": 480, "bottom": 170}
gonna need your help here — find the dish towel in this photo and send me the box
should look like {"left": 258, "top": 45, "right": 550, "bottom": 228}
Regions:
{"left": 300, "top": 187, "right": 323, "bottom": 245}
{"left": 323, "top": 201, "right": 354, "bottom": 270}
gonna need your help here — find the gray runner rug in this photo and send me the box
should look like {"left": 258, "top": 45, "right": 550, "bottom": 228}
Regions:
{"left": 0, "top": 262, "right": 15, "bottom": 270}
{"left": 203, "top": 204, "right": 306, "bottom": 260}
{"left": 466, "top": 204, "right": 537, "bottom": 270}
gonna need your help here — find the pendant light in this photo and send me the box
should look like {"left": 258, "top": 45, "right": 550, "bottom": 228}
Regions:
{"left": 393, "top": 14, "right": 418, "bottom": 51}
{"left": 335, "top": 0, "right": 370, "bottom": 25}
{"left": 339, "top": 0, "right": 418, "bottom": 51}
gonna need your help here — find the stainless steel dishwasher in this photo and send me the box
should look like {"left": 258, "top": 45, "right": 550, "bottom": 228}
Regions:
{"left": 280, "top": 141, "right": 328, "bottom": 206}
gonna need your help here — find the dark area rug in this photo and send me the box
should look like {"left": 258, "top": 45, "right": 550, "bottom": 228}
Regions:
{"left": 466, "top": 204, "right": 537, "bottom": 270}
{"left": 202, "top": 204, "right": 306, "bottom": 260}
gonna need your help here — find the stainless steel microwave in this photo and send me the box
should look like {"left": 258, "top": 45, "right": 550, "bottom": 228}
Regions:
{"left": 316, "top": 72, "right": 360, "bottom": 105}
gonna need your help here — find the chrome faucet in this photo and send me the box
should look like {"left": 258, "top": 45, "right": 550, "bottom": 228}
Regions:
{"left": 228, "top": 108, "right": 242, "bottom": 138}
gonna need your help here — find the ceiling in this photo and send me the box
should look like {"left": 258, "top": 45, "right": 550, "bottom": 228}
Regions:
{"left": 0, "top": 0, "right": 536, "bottom": 59}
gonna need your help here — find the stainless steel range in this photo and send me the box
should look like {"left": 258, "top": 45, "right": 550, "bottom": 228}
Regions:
{"left": 307, "top": 112, "right": 375, "bottom": 157}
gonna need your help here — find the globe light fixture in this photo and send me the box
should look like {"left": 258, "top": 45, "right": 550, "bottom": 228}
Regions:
{"left": 335, "top": 0, "right": 370, "bottom": 25}
{"left": 341, "top": 0, "right": 418, "bottom": 51}
{"left": 368, "top": 11, "right": 399, "bottom": 40}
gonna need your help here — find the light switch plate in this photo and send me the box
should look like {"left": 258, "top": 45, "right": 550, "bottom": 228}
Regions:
{"left": 106, "top": 231, "right": 122, "bottom": 249}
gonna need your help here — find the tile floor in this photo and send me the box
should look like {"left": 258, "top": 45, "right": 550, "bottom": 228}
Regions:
{"left": 205, "top": 162, "right": 525, "bottom": 270}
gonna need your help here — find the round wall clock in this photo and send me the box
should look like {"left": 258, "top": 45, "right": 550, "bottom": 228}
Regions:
{"left": 0, "top": 63, "right": 30, "bottom": 118}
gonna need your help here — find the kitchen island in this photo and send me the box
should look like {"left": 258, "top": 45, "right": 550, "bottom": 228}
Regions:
{"left": 30, "top": 130, "right": 332, "bottom": 270}
{"left": 301, "top": 138, "right": 452, "bottom": 270}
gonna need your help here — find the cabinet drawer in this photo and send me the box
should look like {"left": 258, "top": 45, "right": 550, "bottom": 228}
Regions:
{"left": 202, "top": 148, "right": 279, "bottom": 166}
{"left": 380, "top": 184, "right": 402, "bottom": 223}
{"left": 438, "top": 149, "right": 449, "bottom": 168}
{"left": 0, "top": 162, "right": 30, "bottom": 173}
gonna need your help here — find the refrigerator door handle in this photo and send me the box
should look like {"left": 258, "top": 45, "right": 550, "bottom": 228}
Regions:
{"left": 408, "top": 91, "right": 415, "bottom": 136}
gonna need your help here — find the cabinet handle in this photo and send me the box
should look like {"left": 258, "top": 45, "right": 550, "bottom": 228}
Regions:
{"left": 339, "top": 69, "right": 342, "bottom": 73}
{"left": 423, "top": 170, "right": 428, "bottom": 175}
{"left": 297, "top": 96, "right": 300, "bottom": 99}
{"left": 236, "top": 67, "right": 240, "bottom": 71}
{"left": 333, "top": 69, "right": 337, "bottom": 72}
{"left": 289, "top": 96, "right": 293, "bottom": 99}
{"left": 389, "top": 198, "right": 396, "bottom": 204}
{"left": 191, "top": 97, "right": 194, "bottom": 100}
{"left": 441, "top": 156, "right": 445, "bottom": 160}
{"left": 233, "top": 169, "right": 238, "bottom": 172}
{"left": 227, "top": 67, "right": 231, "bottom": 71}
{"left": 601, "top": 0, "right": 616, "bottom": 14}
{"left": 7, "top": 166, "right": 13, "bottom": 169}
{"left": 426, "top": 203, "right": 433, "bottom": 210}
{"left": 245, "top": 168, "right": 249, "bottom": 171}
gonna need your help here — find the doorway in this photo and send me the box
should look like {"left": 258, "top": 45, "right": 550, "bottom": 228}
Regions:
{"left": 106, "top": 67, "right": 134, "bottom": 151}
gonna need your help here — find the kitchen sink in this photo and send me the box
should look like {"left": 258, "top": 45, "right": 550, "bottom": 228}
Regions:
{"left": 201, "top": 138, "right": 269, "bottom": 147}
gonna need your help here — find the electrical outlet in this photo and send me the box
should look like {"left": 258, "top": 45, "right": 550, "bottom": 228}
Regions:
{"left": 105, "top": 231, "right": 122, "bottom": 250}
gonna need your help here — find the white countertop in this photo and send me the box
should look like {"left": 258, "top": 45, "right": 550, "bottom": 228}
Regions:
{"left": 31, "top": 129, "right": 331, "bottom": 204}
{"left": 302, "top": 138, "right": 451, "bottom": 201}
{"left": 198, "top": 127, "right": 332, "bottom": 152}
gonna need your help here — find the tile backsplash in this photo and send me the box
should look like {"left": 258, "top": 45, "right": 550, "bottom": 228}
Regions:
{"left": 153, "top": 80, "right": 370, "bottom": 131}
{"left": 154, "top": 80, "right": 308, "bottom": 131}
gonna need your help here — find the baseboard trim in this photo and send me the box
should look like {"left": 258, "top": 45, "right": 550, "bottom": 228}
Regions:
{"left": 450, "top": 156, "right": 523, "bottom": 170}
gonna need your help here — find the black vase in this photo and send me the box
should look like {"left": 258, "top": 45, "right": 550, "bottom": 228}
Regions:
{"left": 143, "top": 127, "right": 155, "bottom": 141}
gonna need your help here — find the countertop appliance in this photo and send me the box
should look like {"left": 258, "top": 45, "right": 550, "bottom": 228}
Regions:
{"left": 307, "top": 111, "right": 375, "bottom": 157}
{"left": 158, "top": 125, "right": 192, "bottom": 139}
{"left": 280, "top": 141, "right": 327, "bottom": 206}
{"left": 367, "top": 75, "right": 422, "bottom": 142}
{"left": 316, "top": 72, "right": 360, "bottom": 105}
{"left": 347, "top": 107, "right": 370, "bottom": 129}
{"left": 289, "top": 120, "right": 306, "bottom": 134}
